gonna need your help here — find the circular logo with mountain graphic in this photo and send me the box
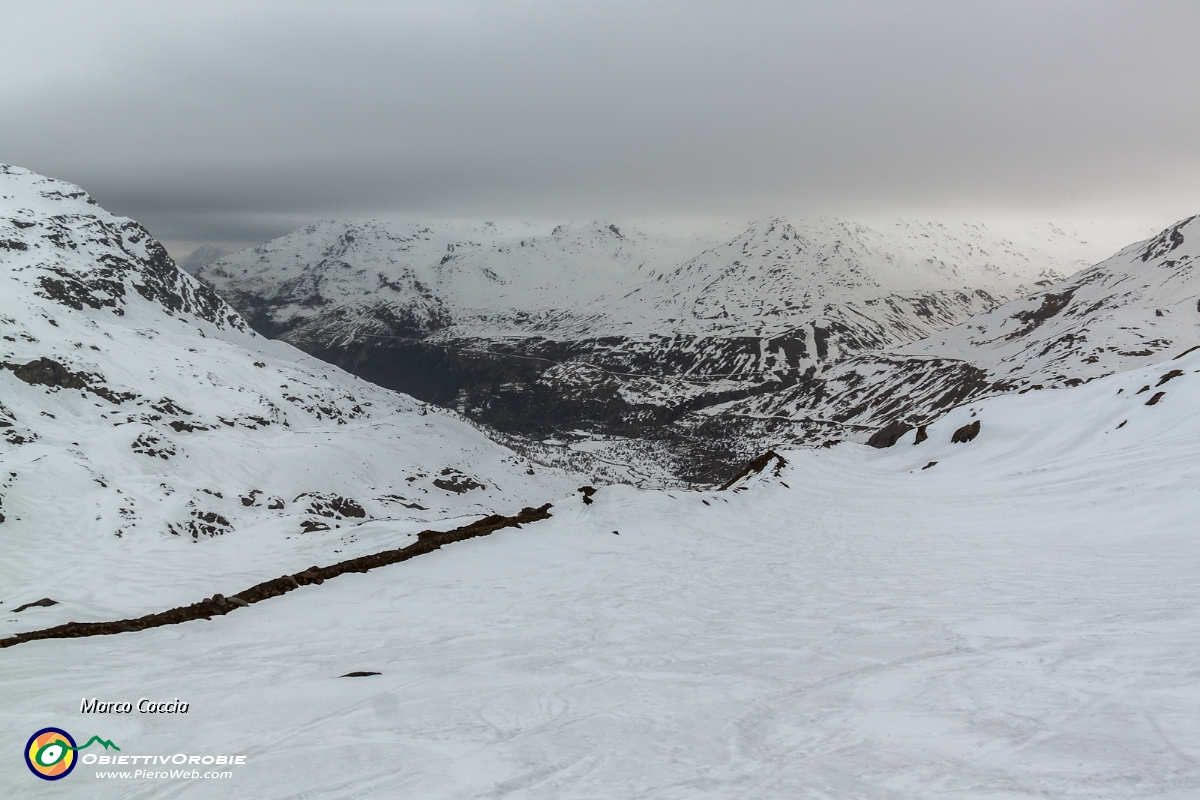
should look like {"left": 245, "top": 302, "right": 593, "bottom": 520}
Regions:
{"left": 25, "top": 728, "right": 77, "bottom": 780}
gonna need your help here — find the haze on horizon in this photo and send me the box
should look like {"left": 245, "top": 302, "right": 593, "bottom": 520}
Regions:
{"left": 3, "top": 0, "right": 1199, "bottom": 258}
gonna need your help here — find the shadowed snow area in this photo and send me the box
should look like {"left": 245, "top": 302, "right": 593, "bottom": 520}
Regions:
{"left": 4, "top": 348, "right": 1200, "bottom": 797}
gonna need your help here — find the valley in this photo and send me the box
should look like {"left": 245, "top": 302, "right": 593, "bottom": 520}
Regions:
{"left": 196, "top": 216, "right": 1142, "bottom": 482}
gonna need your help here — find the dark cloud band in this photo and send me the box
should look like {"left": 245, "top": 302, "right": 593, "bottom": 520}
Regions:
{"left": 3, "top": 1, "right": 1198, "bottom": 250}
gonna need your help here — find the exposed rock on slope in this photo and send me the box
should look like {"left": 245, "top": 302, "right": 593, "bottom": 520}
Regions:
{"left": 0, "top": 168, "right": 245, "bottom": 332}
{"left": 700, "top": 216, "right": 1200, "bottom": 454}
{"left": 904, "top": 215, "right": 1200, "bottom": 387}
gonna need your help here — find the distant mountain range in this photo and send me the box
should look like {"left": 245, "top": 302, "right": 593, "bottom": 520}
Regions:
{"left": 196, "top": 216, "right": 1098, "bottom": 344}
{"left": 196, "top": 212, "right": 1171, "bottom": 481}
{"left": 175, "top": 243, "right": 230, "bottom": 274}
{"left": 5, "top": 162, "right": 1189, "bottom": 490}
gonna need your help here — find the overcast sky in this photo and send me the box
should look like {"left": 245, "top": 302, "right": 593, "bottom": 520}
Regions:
{"left": 4, "top": 0, "right": 1199, "bottom": 256}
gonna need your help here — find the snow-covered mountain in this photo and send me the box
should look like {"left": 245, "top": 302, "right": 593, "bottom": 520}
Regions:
{"left": 196, "top": 214, "right": 1113, "bottom": 479}
{"left": 708, "top": 215, "right": 1200, "bottom": 450}
{"left": 175, "top": 243, "right": 230, "bottom": 274}
{"left": 198, "top": 216, "right": 1099, "bottom": 343}
{"left": 632, "top": 217, "right": 1071, "bottom": 340}
{"left": 906, "top": 215, "right": 1200, "bottom": 386}
{"left": 0, "top": 164, "right": 583, "bottom": 626}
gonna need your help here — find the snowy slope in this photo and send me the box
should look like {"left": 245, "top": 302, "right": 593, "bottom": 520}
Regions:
{"left": 0, "top": 164, "right": 582, "bottom": 628}
{"left": 3, "top": 344, "right": 1199, "bottom": 797}
{"left": 904, "top": 215, "right": 1200, "bottom": 387}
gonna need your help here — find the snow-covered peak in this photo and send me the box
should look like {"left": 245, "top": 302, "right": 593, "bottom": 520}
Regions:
{"left": 0, "top": 163, "right": 249, "bottom": 334}
{"left": 0, "top": 164, "right": 101, "bottom": 215}
{"left": 1133, "top": 214, "right": 1198, "bottom": 264}
{"left": 638, "top": 217, "right": 1089, "bottom": 334}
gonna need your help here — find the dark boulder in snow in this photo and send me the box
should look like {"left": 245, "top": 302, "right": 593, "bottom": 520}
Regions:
{"left": 433, "top": 469, "right": 485, "bottom": 494}
{"left": 867, "top": 420, "right": 913, "bottom": 448}
{"left": 951, "top": 420, "right": 981, "bottom": 443}
{"left": 2, "top": 357, "right": 135, "bottom": 404}
{"left": 13, "top": 597, "right": 58, "bottom": 613}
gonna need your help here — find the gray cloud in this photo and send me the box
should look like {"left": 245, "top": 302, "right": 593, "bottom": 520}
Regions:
{"left": 3, "top": 0, "right": 1199, "bottom": 254}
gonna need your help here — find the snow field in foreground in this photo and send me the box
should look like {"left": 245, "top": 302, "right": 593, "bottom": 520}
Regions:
{"left": 4, "top": 354, "right": 1200, "bottom": 798}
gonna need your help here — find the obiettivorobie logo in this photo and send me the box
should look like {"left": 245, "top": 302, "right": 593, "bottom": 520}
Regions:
{"left": 25, "top": 728, "right": 120, "bottom": 780}
{"left": 24, "top": 727, "right": 246, "bottom": 781}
